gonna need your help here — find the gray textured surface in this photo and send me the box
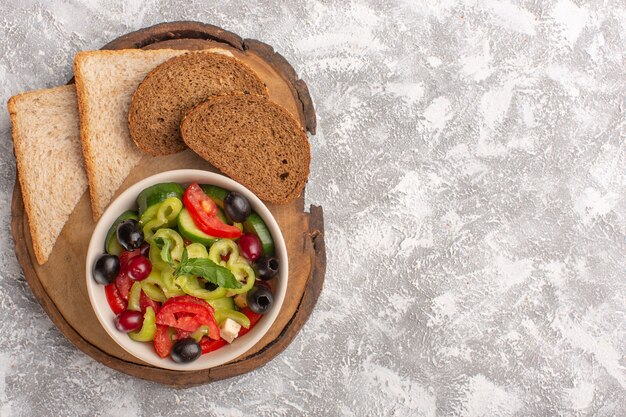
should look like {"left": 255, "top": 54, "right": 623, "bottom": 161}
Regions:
{"left": 0, "top": 0, "right": 625, "bottom": 415}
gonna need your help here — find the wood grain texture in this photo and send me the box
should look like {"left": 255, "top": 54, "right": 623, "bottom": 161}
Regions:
{"left": 10, "top": 21, "right": 324, "bottom": 387}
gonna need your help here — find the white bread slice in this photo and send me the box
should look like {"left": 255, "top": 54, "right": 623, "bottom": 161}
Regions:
{"left": 74, "top": 48, "right": 233, "bottom": 220}
{"left": 8, "top": 85, "right": 88, "bottom": 265}
{"left": 74, "top": 49, "right": 187, "bottom": 220}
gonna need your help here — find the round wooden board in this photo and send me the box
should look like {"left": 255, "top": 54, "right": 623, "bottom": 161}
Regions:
{"left": 10, "top": 21, "right": 325, "bottom": 387}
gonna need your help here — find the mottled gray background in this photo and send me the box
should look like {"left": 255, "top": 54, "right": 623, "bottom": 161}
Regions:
{"left": 0, "top": 0, "right": 625, "bottom": 416}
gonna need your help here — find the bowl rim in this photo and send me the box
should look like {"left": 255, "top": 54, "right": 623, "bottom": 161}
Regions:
{"left": 85, "top": 169, "right": 288, "bottom": 371}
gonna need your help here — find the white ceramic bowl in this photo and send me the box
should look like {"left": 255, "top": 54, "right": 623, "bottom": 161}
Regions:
{"left": 86, "top": 169, "right": 287, "bottom": 371}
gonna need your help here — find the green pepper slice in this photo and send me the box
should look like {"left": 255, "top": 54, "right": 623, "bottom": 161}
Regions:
{"left": 149, "top": 244, "right": 170, "bottom": 271}
{"left": 127, "top": 282, "right": 142, "bottom": 311}
{"left": 142, "top": 197, "right": 183, "bottom": 242}
{"left": 185, "top": 243, "right": 209, "bottom": 260}
{"left": 160, "top": 267, "right": 186, "bottom": 298}
{"left": 128, "top": 307, "right": 156, "bottom": 342}
{"left": 140, "top": 270, "right": 167, "bottom": 303}
{"left": 214, "top": 308, "right": 251, "bottom": 328}
{"left": 226, "top": 263, "right": 256, "bottom": 295}
{"left": 152, "top": 228, "right": 184, "bottom": 265}
{"left": 190, "top": 325, "right": 210, "bottom": 342}
{"left": 208, "top": 239, "right": 240, "bottom": 267}
{"left": 175, "top": 275, "right": 228, "bottom": 300}
{"left": 140, "top": 204, "right": 159, "bottom": 225}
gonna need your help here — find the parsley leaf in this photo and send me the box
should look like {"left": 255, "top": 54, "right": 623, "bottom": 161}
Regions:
{"left": 174, "top": 249, "right": 241, "bottom": 289}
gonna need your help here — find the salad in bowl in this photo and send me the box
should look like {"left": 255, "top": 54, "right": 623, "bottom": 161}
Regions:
{"left": 86, "top": 170, "right": 287, "bottom": 370}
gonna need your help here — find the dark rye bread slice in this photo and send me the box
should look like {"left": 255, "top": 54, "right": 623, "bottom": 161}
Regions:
{"left": 128, "top": 52, "right": 269, "bottom": 156}
{"left": 181, "top": 94, "right": 310, "bottom": 204}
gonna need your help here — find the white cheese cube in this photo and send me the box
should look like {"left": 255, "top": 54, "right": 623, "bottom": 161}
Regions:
{"left": 220, "top": 318, "right": 242, "bottom": 343}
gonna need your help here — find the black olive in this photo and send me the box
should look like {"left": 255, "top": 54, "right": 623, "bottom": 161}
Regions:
{"left": 223, "top": 192, "right": 252, "bottom": 223}
{"left": 116, "top": 219, "right": 144, "bottom": 251}
{"left": 254, "top": 256, "right": 280, "bottom": 280}
{"left": 171, "top": 338, "right": 202, "bottom": 363}
{"left": 93, "top": 254, "right": 120, "bottom": 285}
{"left": 247, "top": 286, "right": 274, "bottom": 314}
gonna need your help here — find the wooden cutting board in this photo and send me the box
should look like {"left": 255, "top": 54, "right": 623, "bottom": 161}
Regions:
{"left": 10, "top": 21, "right": 325, "bottom": 387}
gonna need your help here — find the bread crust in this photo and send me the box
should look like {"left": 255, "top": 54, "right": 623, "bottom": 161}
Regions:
{"left": 8, "top": 94, "right": 47, "bottom": 265}
{"left": 73, "top": 51, "right": 101, "bottom": 221}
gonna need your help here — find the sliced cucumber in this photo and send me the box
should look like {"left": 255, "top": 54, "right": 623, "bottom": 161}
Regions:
{"left": 136, "top": 183, "right": 184, "bottom": 215}
{"left": 105, "top": 210, "right": 139, "bottom": 255}
{"left": 200, "top": 184, "right": 228, "bottom": 208}
{"left": 243, "top": 213, "right": 275, "bottom": 256}
{"left": 177, "top": 208, "right": 218, "bottom": 246}
{"left": 208, "top": 297, "right": 236, "bottom": 311}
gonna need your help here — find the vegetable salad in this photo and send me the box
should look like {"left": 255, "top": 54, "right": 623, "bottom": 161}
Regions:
{"left": 92, "top": 182, "right": 279, "bottom": 363}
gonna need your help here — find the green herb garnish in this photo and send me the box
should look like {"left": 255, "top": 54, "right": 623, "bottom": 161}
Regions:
{"left": 173, "top": 248, "right": 241, "bottom": 289}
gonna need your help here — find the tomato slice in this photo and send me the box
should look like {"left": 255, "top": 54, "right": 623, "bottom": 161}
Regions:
{"left": 174, "top": 328, "right": 192, "bottom": 341}
{"left": 158, "top": 298, "right": 221, "bottom": 339}
{"left": 200, "top": 336, "right": 228, "bottom": 354}
{"left": 156, "top": 302, "right": 214, "bottom": 332}
{"left": 105, "top": 284, "right": 126, "bottom": 314}
{"left": 238, "top": 308, "right": 263, "bottom": 337}
{"left": 183, "top": 183, "right": 242, "bottom": 239}
{"left": 204, "top": 314, "right": 220, "bottom": 340}
{"left": 154, "top": 325, "right": 172, "bottom": 358}
{"left": 139, "top": 290, "right": 161, "bottom": 314}
{"left": 114, "top": 271, "right": 133, "bottom": 301}
{"left": 163, "top": 295, "right": 213, "bottom": 309}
